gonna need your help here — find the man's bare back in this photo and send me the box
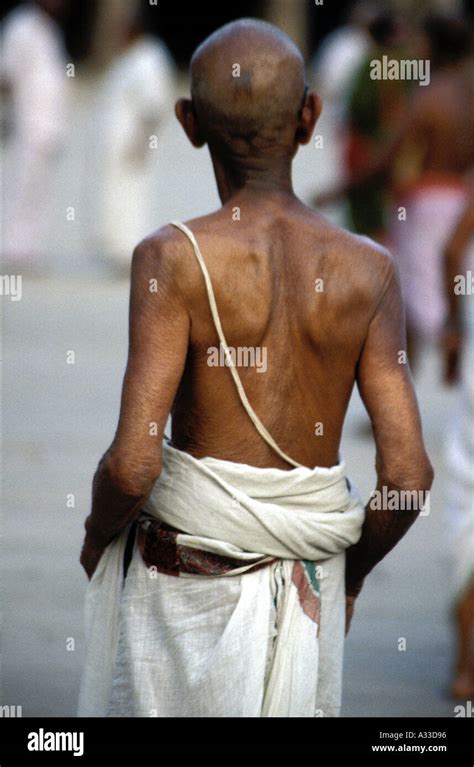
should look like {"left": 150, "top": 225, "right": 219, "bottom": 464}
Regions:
{"left": 159, "top": 196, "right": 394, "bottom": 471}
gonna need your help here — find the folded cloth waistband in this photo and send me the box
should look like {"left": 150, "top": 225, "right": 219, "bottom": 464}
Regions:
{"left": 139, "top": 440, "right": 365, "bottom": 565}
{"left": 136, "top": 518, "right": 276, "bottom": 577}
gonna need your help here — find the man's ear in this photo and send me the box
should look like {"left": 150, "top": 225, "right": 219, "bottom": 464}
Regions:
{"left": 295, "top": 92, "right": 322, "bottom": 146}
{"left": 175, "top": 98, "right": 206, "bottom": 148}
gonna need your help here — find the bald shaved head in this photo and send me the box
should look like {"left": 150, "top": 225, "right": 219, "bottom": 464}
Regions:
{"left": 175, "top": 18, "right": 320, "bottom": 195}
{"left": 189, "top": 19, "right": 307, "bottom": 159}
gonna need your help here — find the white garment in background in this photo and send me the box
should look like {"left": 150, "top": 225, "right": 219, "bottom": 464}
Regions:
{"left": 94, "top": 36, "right": 174, "bottom": 265}
{"left": 310, "top": 25, "right": 368, "bottom": 121}
{"left": 391, "top": 182, "right": 470, "bottom": 339}
{"left": 444, "top": 247, "right": 474, "bottom": 601}
{"left": 1, "top": 4, "right": 67, "bottom": 261}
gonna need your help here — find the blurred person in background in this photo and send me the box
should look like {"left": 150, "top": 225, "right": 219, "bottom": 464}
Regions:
{"left": 440, "top": 195, "right": 474, "bottom": 700}
{"left": 308, "top": 1, "right": 377, "bottom": 221}
{"left": 343, "top": 11, "right": 411, "bottom": 243}
{"left": 315, "top": 14, "right": 474, "bottom": 369}
{"left": 309, "top": 0, "right": 376, "bottom": 124}
{"left": 1, "top": 0, "right": 68, "bottom": 266}
{"left": 389, "top": 15, "right": 474, "bottom": 367}
{"left": 93, "top": 7, "right": 174, "bottom": 273}
{"left": 314, "top": 9, "right": 412, "bottom": 243}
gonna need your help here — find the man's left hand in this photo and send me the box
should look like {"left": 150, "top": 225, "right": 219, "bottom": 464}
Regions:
{"left": 80, "top": 538, "right": 106, "bottom": 580}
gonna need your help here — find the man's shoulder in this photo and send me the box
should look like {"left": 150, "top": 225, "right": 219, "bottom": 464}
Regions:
{"left": 311, "top": 212, "right": 395, "bottom": 275}
{"left": 342, "top": 229, "right": 395, "bottom": 277}
{"left": 307, "top": 213, "right": 398, "bottom": 309}
{"left": 133, "top": 222, "right": 193, "bottom": 268}
{"left": 131, "top": 218, "right": 213, "bottom": 294}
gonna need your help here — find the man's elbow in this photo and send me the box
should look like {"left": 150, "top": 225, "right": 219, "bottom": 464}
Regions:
{"left": 379, "top": 454, "right": 434, "bottom": 495}
{"left": 411, "top": 455, "right": 434, "bottom": 492}
{"left": 99, "top": 450, "right": 161, "bottom": 498}
{"left": 422, "top": 459, "right": 434, "bottom": 491}
{"left": 412, "top": 459, "right": 434, "bottom": 515}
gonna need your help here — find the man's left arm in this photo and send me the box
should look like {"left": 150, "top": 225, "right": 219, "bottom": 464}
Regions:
{"left": 80, "top": 237, "right": 190, "bottom": 578}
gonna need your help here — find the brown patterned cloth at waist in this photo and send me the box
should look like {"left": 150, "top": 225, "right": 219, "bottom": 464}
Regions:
{"left": 136, "top": 518, "right": 276, "bottom": 577}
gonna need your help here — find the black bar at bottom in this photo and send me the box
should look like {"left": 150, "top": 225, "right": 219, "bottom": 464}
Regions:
{"left": 0, "top": 716, "right": 472, "bottom": 762}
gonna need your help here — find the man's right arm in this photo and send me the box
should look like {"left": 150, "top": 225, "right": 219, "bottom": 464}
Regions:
{"left": 346, "top": 254, "right": 434, "bottom": 598}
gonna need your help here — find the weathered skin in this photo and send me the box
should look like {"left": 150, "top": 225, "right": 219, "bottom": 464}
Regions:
{"left": 80, "top": 20, "right": 433, "bottom": 623}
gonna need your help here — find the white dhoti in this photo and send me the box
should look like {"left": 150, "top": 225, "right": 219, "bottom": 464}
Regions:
{"left": 78, "top": 441, "right": 364, "bottom": 718}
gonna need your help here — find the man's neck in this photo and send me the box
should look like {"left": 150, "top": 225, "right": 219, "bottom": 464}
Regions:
{"left": 211, "top": 152, "right": 297, "bottom": 203}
